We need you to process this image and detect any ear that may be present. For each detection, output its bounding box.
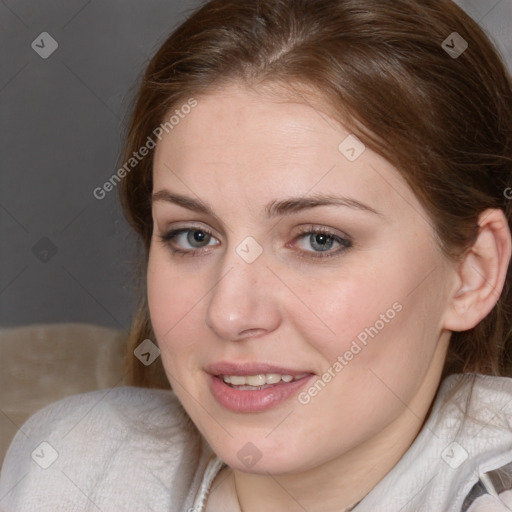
[443,209,511,332]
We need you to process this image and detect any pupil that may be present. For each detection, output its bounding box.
[311,233,334,251]
[194,231,206,242]
[188,230,210,248]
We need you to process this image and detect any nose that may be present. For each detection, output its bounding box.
[205,245,282,341]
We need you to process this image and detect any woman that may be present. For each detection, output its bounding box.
[1,0,512,510]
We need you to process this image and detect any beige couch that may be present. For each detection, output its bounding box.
[0,323,129,465]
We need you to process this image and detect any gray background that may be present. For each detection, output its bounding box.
[1,0,511,330]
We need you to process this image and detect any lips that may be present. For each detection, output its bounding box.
[206,361,314,413]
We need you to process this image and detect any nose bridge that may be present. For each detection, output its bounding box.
[205,237,280,340]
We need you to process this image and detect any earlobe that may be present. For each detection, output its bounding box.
[444,209,511,332]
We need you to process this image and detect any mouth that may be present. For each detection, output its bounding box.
[220,372,309,390]
[206,362,314,412]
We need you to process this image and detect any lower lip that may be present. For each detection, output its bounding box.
[209,374,314,413]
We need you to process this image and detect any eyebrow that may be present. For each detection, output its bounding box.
[151,190,381,218]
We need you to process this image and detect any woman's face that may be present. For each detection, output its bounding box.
[148,84,456,474]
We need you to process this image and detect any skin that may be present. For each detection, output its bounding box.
[147,83,511,512]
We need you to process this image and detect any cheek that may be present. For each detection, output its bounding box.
[147,250,206,362]
[285,263,396,364]
[293,252,442,379]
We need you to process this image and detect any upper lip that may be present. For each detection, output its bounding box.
[206,361,313,377]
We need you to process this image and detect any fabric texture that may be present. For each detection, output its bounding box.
[0,387,213,512]
[1,374,512,511]
[0,323,128,465]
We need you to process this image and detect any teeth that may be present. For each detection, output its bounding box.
[265,374,282,384]
[229,376,246,385]
[222,373,306,386]
[246,374,267,386]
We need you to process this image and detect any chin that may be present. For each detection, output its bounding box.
[212,438,318,476]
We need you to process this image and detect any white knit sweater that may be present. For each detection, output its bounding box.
[1,373,512,511]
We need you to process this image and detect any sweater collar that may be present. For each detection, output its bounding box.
[353,373,512,511]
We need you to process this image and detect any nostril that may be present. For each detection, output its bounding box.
[238,328,267,339]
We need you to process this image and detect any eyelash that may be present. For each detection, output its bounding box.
[158,225,352,260]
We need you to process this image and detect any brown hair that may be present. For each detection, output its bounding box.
[119,0,512,389]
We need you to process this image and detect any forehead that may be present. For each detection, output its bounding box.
[152,84,422,221]
[157,86,342,161]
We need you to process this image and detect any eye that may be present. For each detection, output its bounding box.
[159,227,219,255]
[158,225,351,259]
[293,226,352,258]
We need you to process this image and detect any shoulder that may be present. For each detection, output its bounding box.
[13,385,190,429]
[3,386,196,458]
[438,373,512,422]
[470,373,512,397]
[0,387,209,511]
[438,375,512,511]
[436,374,512,463]
[443,372,512,395]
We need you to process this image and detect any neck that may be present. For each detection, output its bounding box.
[233,374,442,512]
